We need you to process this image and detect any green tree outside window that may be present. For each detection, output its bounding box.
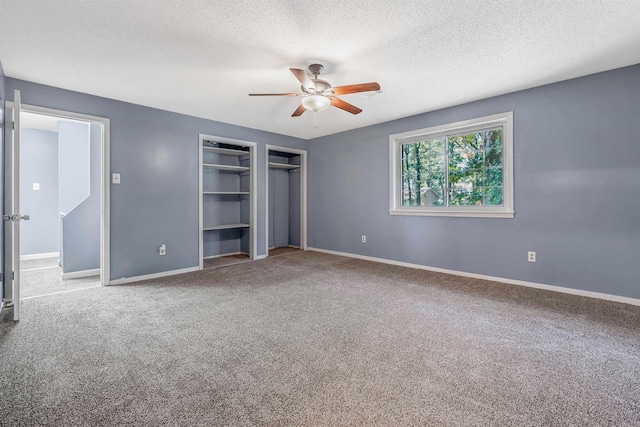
[401,128,503,207]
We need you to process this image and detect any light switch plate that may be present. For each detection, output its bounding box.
[112,173,121,184]
[33,183,40,190]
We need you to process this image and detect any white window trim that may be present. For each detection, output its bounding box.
[389,111,514,218]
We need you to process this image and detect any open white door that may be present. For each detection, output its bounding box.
[3,90,28,321]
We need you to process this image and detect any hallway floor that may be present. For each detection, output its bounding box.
[21,257,100,299]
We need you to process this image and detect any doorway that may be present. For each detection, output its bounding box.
[265,145,307,257]
[3,98,110,318]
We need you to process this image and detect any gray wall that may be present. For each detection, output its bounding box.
[61,123,101,273]
[5,78,307,280]
[20,128,59,255]
[58,120,90,214]
[8,65,638,299]
[308,64,640,299]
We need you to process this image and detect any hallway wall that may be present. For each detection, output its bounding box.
[20,128,59,256]
[61,123,101,273]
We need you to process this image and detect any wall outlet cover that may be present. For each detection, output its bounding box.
[33,183,40,190]
[112,173,121,184]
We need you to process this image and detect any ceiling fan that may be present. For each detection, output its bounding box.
[249,64,380,117]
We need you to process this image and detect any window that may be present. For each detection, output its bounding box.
[389,112,513,218]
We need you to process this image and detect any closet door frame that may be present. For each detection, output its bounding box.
[265,145,307,256]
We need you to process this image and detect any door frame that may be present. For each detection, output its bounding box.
[265,145,307,256]
[3,92,21,319]
[5,102,111,286]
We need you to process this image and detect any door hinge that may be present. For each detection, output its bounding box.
[3,214,29,222]
[12,271,14,280]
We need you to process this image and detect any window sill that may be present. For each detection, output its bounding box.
[389,209,515,218]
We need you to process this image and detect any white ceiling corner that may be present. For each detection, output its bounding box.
[0,0,638,140]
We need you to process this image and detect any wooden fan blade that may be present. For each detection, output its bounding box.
[290,68,316,91]
[249,93,299,96]
[330,97,362,115]
[292,104,306,117]
[331,82,380,96]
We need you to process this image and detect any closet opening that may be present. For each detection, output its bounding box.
[266,145,307,258]
[198,135,257,270]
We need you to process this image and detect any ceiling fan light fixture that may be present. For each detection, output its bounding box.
[302,94,331,112]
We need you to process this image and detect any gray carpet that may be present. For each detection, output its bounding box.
[21,258,100,299]
[1,251,639,426]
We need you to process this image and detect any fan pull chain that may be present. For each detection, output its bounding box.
[314,112,318,129]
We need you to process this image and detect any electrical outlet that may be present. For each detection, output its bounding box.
[159,244,166,256]
[112,173,121,184]
[33,183,40,191]
[528,251,536,262]
[361,235,366,243]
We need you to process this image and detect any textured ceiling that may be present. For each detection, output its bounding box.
[0,0,639,140]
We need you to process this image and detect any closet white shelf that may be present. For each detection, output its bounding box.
[203,163,250,172]
[268,162,300,170]
[203,191,250,195]
[202,146,250,156]
[203,223,250,231]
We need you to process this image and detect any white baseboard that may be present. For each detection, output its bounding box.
[308,247,640,307]
[109,266,199,286]
[21,252,59,261]
[254,254,267,260]
[61,268,100,280]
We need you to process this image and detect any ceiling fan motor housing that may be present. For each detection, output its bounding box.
[298,64,331,94]
[308,63,325,76]
[301,78,331,94]
[312,79,331,93]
